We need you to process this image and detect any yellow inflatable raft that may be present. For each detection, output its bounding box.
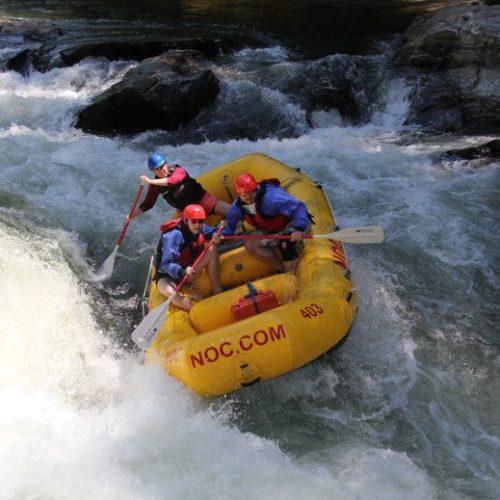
[143,153,357,396]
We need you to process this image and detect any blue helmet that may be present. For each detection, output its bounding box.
[147,153,167,171]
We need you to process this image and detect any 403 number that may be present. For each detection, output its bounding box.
[300,303,324,319]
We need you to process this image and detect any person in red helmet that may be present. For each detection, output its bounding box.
[234,173,257,193]
[129,153,230,221]
[155,204,223,311]
[222,173,312,274]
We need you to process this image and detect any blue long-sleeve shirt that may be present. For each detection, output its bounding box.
[159,224,216,280]
[222,183,310,236]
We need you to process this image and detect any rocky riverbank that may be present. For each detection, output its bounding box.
[1,4,499,140]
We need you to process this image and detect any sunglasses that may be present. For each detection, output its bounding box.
[188,219,204,224]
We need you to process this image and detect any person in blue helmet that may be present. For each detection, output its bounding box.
[222,173,312,274]
[156,204,223,311]
[129,153,230,220]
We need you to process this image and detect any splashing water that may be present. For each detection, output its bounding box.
[0,31,498,500]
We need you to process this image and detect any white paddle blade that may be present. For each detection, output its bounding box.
[315,225,385,244]
[94,245,119,281]
[131,297,172,350]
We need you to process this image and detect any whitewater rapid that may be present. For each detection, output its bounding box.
[0,48,498,499]
[0,222,436,499]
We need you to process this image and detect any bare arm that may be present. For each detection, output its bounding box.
[140,175,169,187]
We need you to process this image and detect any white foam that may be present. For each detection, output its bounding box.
[371,77,412,130]
[0,221,436,499]
[0,60,135,131]
[0,44,497,499]
[235,45,291,63]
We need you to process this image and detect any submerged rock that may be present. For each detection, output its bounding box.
[439,139,500,166]
[75,52,220,136]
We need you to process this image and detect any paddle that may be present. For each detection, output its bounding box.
[95,185,144,280]
[222,174,234,200]
[131,225,224,350]
[222,225,384,244]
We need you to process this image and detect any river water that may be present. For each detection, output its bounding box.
[0,2,499,499]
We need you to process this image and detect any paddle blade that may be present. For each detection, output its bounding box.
[315,225,385,244]
[94,245,119,281]
[131,297,172,350]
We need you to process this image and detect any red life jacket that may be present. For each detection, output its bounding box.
[158,218,206,267]
[237,179,291,232]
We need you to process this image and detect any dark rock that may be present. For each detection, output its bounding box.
[394,4,500,133]
[2,14,270,75]
[1,17,62,74]
[253,54,383,124]
[5,35,269,74]
[6,49,34,76]
[394,5,500,70]
[59,38,226,66]
[440,139,500,162]
[5,44,69,74]
[309,84,359,120]
[302,57,365,121]
[405,71,463,132]
[4,38,227,75]
[75,52,220,136]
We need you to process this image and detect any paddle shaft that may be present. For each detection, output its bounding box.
[221,225,384,244]
[222,174,233,200]
[116,184,144,246]
[174,223,224,291]
[176,239,213,291]
[95,184,145,280]
[133,224,224,349]
[224,234,311,241]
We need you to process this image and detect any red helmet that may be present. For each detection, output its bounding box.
[182,204,206,220]
[234,173,257,194]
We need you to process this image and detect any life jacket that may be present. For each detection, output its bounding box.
[159,165,205,210]
[236,179,291,233]
[156,218,206,271]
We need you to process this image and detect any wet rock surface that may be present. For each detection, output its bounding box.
[75,52,220,136]
[394,4,500,133]
[0,16,63,42]
[439,139,500,166]
[2,4,499,140]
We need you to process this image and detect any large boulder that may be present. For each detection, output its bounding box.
[394,4,500,133]
[75,51,220,136]
[253,54,383,124]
